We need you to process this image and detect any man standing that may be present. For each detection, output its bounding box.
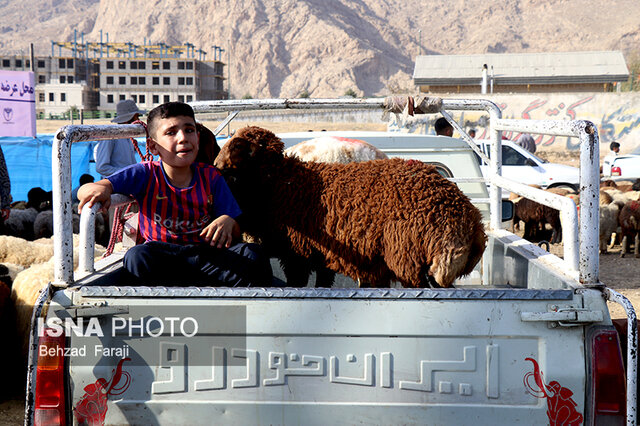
[434,117,453,136]
[95,100,146,178]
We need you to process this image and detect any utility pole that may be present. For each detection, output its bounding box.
[418,29,422,57]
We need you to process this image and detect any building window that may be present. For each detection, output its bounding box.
[130,61,138,70]
[163,95,170,103]
[119,76,126,84]
[139,94,145,103]
[163,77,170,85]
[139,77,146,85]
[106,76,114,84]
[163,61,170,70]
[106,61,114,69]
[186,61,193,70]
[130,76,138,85]
[138,61,146,70]
[131,95,137,102]
[178,95,184,102]
[61,93,66,102]
[2,59,9,67]
[152,61,160,70]
[15,59,22,68]
[67,75,73,84]
[152,94,159,103]
[107,94,114,103]
[60,75,66,83]
[178,77,185,85]
[49,93,54,102]
[186,77,193,85]
[38,75,46,83]
[67,59,73,68]
[119,94,126,101]
[118,61,126,69]
[178,61,185,70]
[186,95,193,102]
[152,77,159,85]
[38,93,45,102]
[59,58,66,68]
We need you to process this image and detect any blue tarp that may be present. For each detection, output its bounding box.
[0,135,148,202]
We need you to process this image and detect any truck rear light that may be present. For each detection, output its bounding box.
[590,329,626,425]
[34,328,66,426]
[611,166,621,176]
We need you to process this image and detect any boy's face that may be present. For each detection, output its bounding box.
[148,115,199,168]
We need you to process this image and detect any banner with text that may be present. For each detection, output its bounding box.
[0,70,36,137]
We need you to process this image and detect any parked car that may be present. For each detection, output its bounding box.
[475,140,580,197]
[602,145,640,181]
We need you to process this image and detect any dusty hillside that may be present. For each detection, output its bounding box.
[0,0,639,97]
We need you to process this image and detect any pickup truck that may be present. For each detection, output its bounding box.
[26,97,638,425]
[602,145,640,181]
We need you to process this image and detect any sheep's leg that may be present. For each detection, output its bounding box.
[635,233,640,258]
[315,267,335,288]
[279,253,312,287]
[621,235,628,258]
[600,236,607,254]
[609,232,617,249]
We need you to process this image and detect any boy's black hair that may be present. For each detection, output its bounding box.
[610,141,620,151]
[434,117,453,134]
[147,102,196,138]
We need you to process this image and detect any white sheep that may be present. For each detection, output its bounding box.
[284,136,388,163]
[12,236,106,358]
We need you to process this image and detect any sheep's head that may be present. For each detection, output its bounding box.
[214,126,285,172]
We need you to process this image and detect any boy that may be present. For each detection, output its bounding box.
[78,102,272,286]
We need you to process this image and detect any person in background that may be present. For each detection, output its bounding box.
[602,141,621,174]
[516,134,537,154]
[72,174,95,204]
[94,99,146,178]
[468,129,476,139]
[0,145,10,220]
[434,117,453,136]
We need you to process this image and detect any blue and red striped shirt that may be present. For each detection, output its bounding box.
[108,161,241,244]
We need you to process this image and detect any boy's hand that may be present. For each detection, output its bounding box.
[200,215,240,248]
[77,180,113,214]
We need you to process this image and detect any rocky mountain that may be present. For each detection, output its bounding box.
[1,0,638,97]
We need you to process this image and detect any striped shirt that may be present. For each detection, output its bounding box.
[108,161,241,244]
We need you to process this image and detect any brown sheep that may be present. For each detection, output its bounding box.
[214,126,486,288]
[512,197,562,244]
[619,201,640,258]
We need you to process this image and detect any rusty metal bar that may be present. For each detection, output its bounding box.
[493,118,599,285]
[53,124,146,285]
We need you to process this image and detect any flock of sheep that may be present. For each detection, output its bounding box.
[510,178,640,256]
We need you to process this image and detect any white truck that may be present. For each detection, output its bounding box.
[25,98,637,425]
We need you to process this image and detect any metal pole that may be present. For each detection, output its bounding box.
[29,43,35,72]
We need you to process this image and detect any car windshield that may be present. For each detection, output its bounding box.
[476,143,548,165]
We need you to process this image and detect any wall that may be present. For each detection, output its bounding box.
[388,92,640,154]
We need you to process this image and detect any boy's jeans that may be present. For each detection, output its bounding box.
[123,241,273,287]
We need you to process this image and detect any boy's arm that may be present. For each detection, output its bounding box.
[200,214,241,249]
[77,179,113,213]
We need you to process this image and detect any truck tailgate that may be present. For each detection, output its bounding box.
[61,287,596,425]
